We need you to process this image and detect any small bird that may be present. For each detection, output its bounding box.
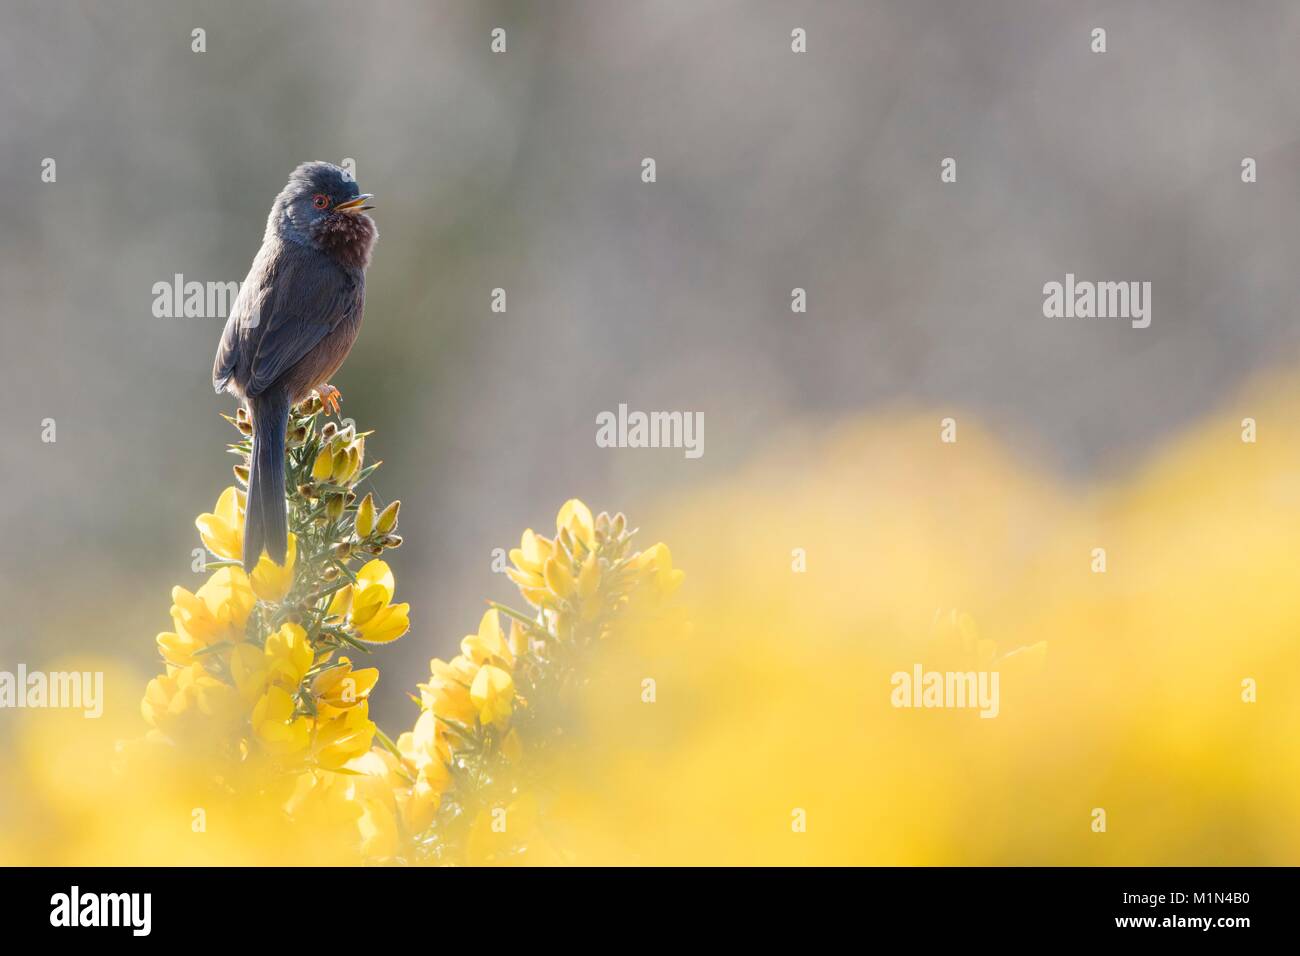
[213,162,377,570]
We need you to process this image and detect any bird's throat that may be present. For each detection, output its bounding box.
[310,213,377,271]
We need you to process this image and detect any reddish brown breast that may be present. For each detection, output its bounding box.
[310,212,377,271]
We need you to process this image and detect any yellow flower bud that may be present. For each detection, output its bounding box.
[325,494,346,521]
[508,619,529,658]
[376,500,400,534]
[356,493,376,537]
[544,556,575,599]
[577,552,601,600]
[312,448,334,481]
[331,449,350,482]
[556,500,595,544]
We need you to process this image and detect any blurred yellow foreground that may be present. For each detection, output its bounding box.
[4,369,1299,865]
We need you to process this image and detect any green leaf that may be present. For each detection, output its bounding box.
[487,602,551,640]
[329,630,373,654]
[435,714,480,744]
[373,727,418,782]
[192,641,233,657]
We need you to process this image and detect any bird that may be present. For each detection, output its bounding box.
[213,161,377,571]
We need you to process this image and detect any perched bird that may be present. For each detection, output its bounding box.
[213,161,377,570]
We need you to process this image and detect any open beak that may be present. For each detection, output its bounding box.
[335,193,374,213]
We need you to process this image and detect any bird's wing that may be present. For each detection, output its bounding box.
[213,243,276,392]
[237,241,358,398]
[212,318,240,393]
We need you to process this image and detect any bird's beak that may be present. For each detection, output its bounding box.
[335,193,374,213]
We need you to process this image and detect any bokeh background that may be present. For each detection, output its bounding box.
[2,0,1299,864]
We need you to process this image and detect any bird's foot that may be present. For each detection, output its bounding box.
[314,384,343,416]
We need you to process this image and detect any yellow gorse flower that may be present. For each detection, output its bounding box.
[326,559,410,644]
[469,664,515,728]
[311,657,379,716]
[251,533,297,602]
[506,529,554,606]
[195,486,244,560]
[312,702,376,769]
[251,685,311,756]
[142,662,242,738]
[460,609,513,669]
[417,654,480,728]
[156,566,256,666]
[195,486,298,602]
[229,622,314,702]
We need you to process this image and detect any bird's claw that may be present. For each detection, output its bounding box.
[315,384,343,416]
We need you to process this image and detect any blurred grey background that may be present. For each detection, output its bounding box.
[1,0,1296,728]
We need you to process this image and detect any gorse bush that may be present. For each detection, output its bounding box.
[136,399,683,862]
[141,397,406,785]
[378,500,684,863]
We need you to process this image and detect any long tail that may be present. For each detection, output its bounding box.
[244,389,290,570]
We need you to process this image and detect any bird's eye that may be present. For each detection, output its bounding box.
[312,194,330,210]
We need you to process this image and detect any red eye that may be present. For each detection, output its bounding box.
[312,194,330,209]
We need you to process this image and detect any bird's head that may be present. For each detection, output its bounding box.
[270,161,377,266]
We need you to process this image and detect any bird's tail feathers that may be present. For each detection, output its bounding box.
[243,391,291,571]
